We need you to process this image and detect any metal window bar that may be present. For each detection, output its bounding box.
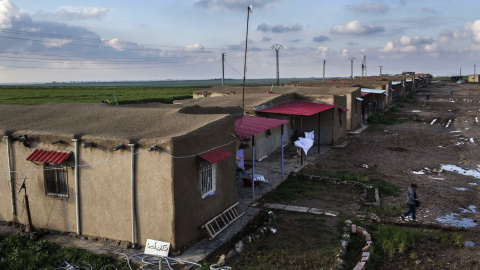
[200,162,215,197]
[44,163,68,197]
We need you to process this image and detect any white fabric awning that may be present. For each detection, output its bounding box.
[392,81,402,85]
[356,97,364,101]
[390,88,395,92]
[406,79,413,82]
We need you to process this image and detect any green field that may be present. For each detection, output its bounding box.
[0,85,201,105]
[0,77,323,105]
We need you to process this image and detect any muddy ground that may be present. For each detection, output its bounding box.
[301,81,480,268]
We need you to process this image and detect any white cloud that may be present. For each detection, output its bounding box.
[104,38,125,51]
[55,7,109,20]
[469,20,480,42]
[346,2,389,14]
[424,43,438,53]
[43,38,72,48]
[399,35,434,46]
[382,41,395,52]
[315,46,328,57]
[438,29,468,43]
[331,20,384,35]
[381,35,434,53]
[0,0,30,29]
[185,43,205,52]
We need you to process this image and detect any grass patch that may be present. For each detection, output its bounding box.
[0,85,199,105]
[365,225,464,269]
[368,112,404,126]
[0,235,134,270]
[302,169,401,197]
[225,211,340,269]
[363,203,403,218]
[262,177,327,202]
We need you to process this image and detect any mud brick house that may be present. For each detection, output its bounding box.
[190,86,348,159]
[0,103,237,250]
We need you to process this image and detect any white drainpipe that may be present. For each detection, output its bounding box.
[72,139,81,235]
[127,143,136,247]
[4,136,17,218]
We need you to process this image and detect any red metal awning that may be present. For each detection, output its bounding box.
[257,101,337,116]
[198,148,231,164]
[27,149,72,165]
[235,115,289,140]
[339,107,349,112]
[361,92,371,96]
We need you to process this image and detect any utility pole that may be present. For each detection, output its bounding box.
[222,53,225,86]
[379,66,383,75]
[361,55,367,76]
[272,44,283,86]
[460,68,462,77]
[323,59,326,81]
[474,64,476,76]
[349,57,355,78]
[242,5,252,114]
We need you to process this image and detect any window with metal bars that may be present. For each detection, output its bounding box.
[200,161,216,198]
[44,163,68,197]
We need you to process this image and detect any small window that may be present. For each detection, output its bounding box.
[200,161,216,198]
[44,163,68,197]
[265,129,271,137]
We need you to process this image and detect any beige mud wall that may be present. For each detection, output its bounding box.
[134,142,175,247]
[171,116,236,249]
[0,137,23,223]
[0,136,78,233]
[0,134,176,247]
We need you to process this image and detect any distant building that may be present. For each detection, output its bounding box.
[468,74,479,83]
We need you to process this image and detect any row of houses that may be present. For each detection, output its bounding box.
[0,73,431,252]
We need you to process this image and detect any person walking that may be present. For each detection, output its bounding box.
[401,183,419,222]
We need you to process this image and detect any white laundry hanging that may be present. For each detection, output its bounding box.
[294,130,314,155]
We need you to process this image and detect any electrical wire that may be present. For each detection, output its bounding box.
[224,61,243,77]
[0,138,237,174]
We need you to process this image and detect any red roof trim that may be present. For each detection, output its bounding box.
[361,92,370,96]
[235,115,289,140]
[339,107,349,112]
[27,149,72,165]
[198,148,231,164]
[257,101,337,116]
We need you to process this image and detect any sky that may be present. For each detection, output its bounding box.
[0,0,479,83]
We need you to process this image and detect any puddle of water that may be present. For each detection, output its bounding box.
[411,110,422,113]
[465,241,475,248]
[430,119,437,125]
[438,145,444,148]
[412,170,425,175]
[449,131,461,133]
[469,182,478,186]
[459,205,477,214]
[454,187,468,191]
[476,117,479,123]
[441,164,480,179]
[455,142,464,146]
[471,138,475,143]
[436,213,478,227]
